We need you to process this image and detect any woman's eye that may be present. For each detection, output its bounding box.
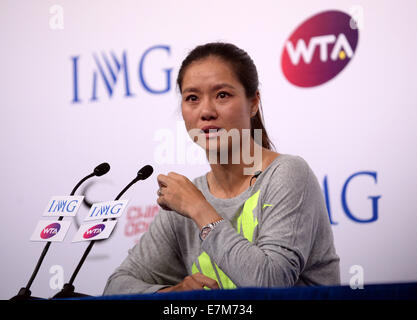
[217,92,230,99]
[185,95,198,102]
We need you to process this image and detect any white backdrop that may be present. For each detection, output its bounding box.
[1,0,416,299]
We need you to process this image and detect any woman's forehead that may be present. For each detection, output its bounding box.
[181,57,241,91]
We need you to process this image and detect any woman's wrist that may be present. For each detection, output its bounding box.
[188,201,223,229]
[157,286,174,293]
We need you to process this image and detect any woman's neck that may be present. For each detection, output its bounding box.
[206,147,279,198]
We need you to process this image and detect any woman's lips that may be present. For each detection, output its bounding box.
[205,129,223,138]
[200,127,225,139]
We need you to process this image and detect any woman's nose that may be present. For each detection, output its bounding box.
[200,98,218,120]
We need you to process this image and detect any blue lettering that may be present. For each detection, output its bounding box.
[91,51,134,102]
[110,203,123,215]
[323,176,338,225]
[66,200,78,212]
[54,200,68,212]
[89,206,98,217]
[139,45,172,94]
[341,171,381,223]
[48,200,56,213]
[90,205,111,217]
[71,56,81,103]
[100,205,111,216]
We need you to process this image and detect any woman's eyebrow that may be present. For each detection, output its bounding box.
[182,83,236,94]
[182,87,201,94]
[211,83,236,91]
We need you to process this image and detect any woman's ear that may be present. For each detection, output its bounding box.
[250,91,260,117]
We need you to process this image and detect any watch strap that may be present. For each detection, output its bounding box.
[199,219,224,241]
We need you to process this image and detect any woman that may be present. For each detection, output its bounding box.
[103,43,340,294]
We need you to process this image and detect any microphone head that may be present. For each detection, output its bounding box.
[253,170,262,177]
[137,165,153,180]
[94,162,111,176]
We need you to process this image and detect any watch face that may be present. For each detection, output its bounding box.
[200,220,223,241]
[200,226,212,240]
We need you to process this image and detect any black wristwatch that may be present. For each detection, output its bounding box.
[199,219,224,241]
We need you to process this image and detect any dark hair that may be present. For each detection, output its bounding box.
[177,42,275,151]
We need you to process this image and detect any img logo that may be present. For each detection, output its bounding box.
[83,224,105,239]
[40,223,61,239]
[71,45,172,104]
[281,10,359,87]
[43,196,84,217]
[84,200,129,222]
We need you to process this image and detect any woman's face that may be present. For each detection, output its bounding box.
[181,56,259,154]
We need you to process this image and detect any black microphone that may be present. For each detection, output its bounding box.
[52,165,154,299]
[94,163,111,177]
[114,165,154,200]
[249,170,262,187]
[70,163,111,196]
[136,165,154,180]
[10,163,111,301]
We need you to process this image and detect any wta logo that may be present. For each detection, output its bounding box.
[40,223,61,239]
[83,224,105,239]
[281,10,359,87]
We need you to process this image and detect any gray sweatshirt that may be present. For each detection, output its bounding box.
[103,154,340,295]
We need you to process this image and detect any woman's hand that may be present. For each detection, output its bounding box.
[156,172,205,217]
[156,171,223,228]
[157,273,220,292]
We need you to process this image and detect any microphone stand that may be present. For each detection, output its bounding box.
[52,168,152,299]
[10,164,110,301]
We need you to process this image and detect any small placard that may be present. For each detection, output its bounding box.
[30,220,72,242]
[43,196,84,217]
[72,220,117,242]
[83,200,129,222]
